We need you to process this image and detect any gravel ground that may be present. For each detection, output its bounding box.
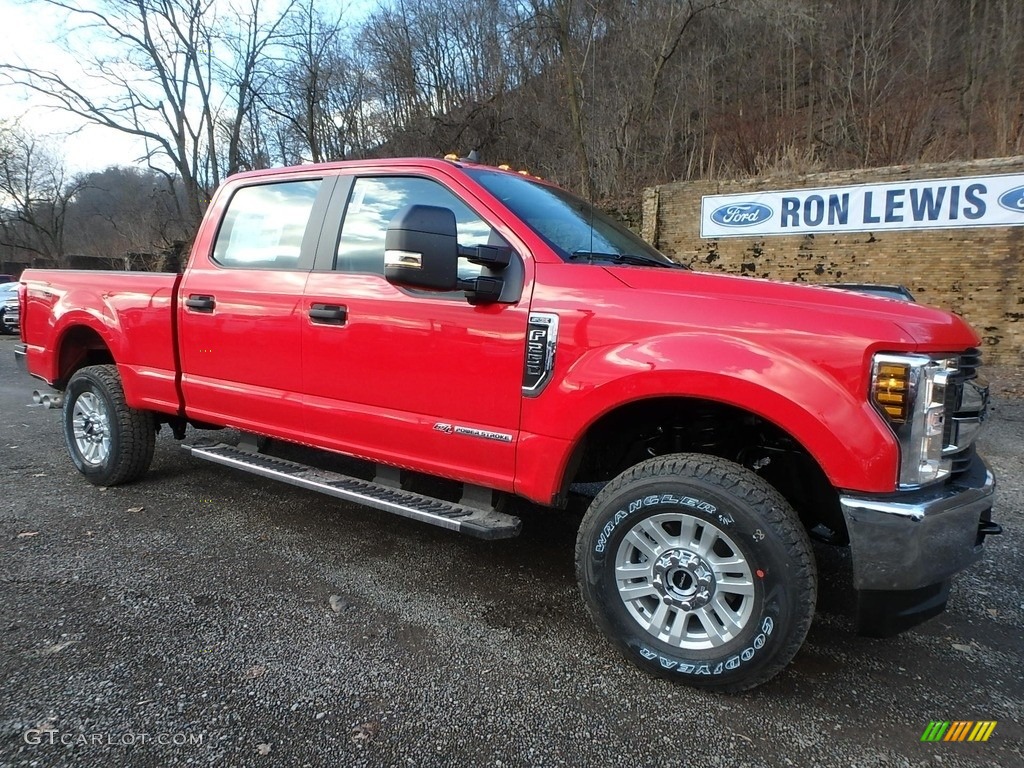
[0,333,1021,768]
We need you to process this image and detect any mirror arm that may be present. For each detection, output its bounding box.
[458,276,505,305]
[459,244,512,269]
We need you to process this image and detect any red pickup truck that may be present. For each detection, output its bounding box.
[14,157,1000,691]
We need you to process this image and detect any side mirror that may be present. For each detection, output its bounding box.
[384,205,459,291]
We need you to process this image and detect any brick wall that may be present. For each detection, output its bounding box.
[642,156,1024,372]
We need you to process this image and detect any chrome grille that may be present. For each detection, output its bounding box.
[943,347,987,479]
[958,348,981,378]
[950,444,976,476]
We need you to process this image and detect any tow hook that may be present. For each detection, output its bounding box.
[978,520,1003,542]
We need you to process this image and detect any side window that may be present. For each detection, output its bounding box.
[212,180,321,269]
[336,176,497,277]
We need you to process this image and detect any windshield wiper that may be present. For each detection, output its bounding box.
[569,251,687,269]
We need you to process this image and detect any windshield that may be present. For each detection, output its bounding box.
[465,169,682,268]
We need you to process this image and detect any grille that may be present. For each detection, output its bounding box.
[944,347,985,480]
[958,347,981,379]
[950,444,976,477]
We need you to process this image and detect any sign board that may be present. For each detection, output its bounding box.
[700,172,1024,238]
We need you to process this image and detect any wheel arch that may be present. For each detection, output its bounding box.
[523,332,902,502]
[557,393,851,545]
[53,323,116,390]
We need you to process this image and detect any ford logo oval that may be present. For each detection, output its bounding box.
[710,202,773,227]
[997,186,1024,213]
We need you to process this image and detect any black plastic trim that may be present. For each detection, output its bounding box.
[856,580,950,637]
[312,175,353,272]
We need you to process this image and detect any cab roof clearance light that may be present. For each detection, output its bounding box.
[444,154,543,181]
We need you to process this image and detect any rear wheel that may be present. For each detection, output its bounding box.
[62,365,155,486]
[575,453,816,692]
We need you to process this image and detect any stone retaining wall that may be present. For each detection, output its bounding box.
[642,156,1024,370]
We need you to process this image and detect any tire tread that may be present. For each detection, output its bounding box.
[575,453,816,693]
[64,365,155,486]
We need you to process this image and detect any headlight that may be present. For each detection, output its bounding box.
[871,353,956,488]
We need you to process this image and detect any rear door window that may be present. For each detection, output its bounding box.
[213,180,322,269]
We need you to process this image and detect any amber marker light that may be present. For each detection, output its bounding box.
[874,362,910,422]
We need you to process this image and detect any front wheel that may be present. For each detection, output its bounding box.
[575,454,816,692]
[62,365,155,486]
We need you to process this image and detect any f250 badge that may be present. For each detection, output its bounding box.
[523,313,559,396]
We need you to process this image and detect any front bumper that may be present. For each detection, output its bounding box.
[840,454,997,592]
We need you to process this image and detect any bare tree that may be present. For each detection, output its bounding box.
[259,0,369,164]
[0,0,222,228]
[0,124,85,268]
[0,0,295,228]
[2,0,1021,232]
[357,0,519,160]
[515,0,599,198]
[218,0,296,174]
[67,166,190,268]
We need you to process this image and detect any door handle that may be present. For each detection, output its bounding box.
[308,303,347,324]
[185,295,216,312]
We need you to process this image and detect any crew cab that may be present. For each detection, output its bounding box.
[14,157,1000,691]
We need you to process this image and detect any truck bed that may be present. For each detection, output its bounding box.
[19,269,183,415]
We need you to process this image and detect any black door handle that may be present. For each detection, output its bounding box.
[185,295,216,312]
[308,303,347,324]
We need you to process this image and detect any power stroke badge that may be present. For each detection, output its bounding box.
[433,423,513,443]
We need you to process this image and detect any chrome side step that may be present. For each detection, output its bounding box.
[184,442,521,540]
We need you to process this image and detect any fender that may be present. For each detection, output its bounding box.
[516,332,898,502]
[23,274,181,414]
[35,296,121,385]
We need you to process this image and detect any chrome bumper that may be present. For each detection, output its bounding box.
[840,455,996,591]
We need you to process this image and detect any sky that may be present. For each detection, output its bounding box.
[0,0,373,176]
[0,0,150,173]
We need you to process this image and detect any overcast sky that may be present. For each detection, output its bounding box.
[0,0,152,173]
[0,0,372,176]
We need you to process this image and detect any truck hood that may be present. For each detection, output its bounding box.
[609,267,980,351]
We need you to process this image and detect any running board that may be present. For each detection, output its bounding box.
[184,443,521,540]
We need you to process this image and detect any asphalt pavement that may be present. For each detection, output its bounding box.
[0,333,1021,767]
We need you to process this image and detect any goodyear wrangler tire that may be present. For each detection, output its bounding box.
[63,365,156,487]
[576,453,816,692]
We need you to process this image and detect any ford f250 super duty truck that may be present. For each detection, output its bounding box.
[14,157,1001,691]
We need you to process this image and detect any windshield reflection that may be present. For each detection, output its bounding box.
[466,169,680,267]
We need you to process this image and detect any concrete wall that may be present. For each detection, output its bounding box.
[642,156,1024,371]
